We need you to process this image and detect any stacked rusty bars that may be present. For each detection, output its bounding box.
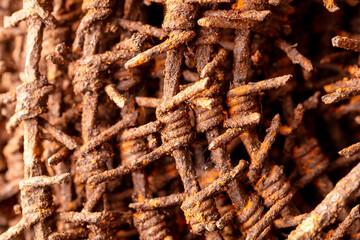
[113,6,173,237]
[120,97,173,240]
[41,0,76,216]
[51,1,149,238]
[159,4,225,235]
[70,2,113,238]
[198,1,301,239]
[1,0,360,239]
[0,0,24,206]
[0,1,70,239]
[274,20,359,228]
[287,33,360,240]
[91,0,225,238]
[228,10,298,233]
[283,91,360,235]
[88,1,251,239]
[192,6,269,239]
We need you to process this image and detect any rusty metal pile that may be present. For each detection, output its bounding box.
[1,0,360,239]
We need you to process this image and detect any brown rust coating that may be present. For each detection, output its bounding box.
[192,24,267,238]
[246,192,294,240]
[2,0,360,239]
[4,0,57,28]
[227,75,291,97]
[328,154,360,172]
[120,97,173,240]
[60,211,132,226]
[162,0,198,33]
[72,0,114,52]
[227,2,298,225]
[0,127,23,201]
[0,3,65,238]
[69,2,117,238]
[114,18,167,39]
[181,160,248,209]
[329,205,360,240]
[78,111,137,154]
[241,126,298,225]
[135,96,162,108]
[72,10,149,220]
[39,118,79,150]
[129,193,186,211]
[247,114,281,183]
[288,162,360,239]
[162,107,220,235]
[322,87,360,104]
[125,30,196,69]
[120,120,162,140]
[152,6,223,235]
[332,36,360,52]
[196,1,298,236]
[283,90,358,231]
[72,39,144,95]
[323,0,340,12]
[202,10,271,22]
[293,138,330,189]
[49,230,88,240]
[275,39,313,72]
[339,142,360,158]
[324,78,360,93]
[86,72,214,185]
[104,84,127,108]
[273,213,310,229]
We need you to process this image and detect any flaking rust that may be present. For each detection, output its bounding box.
[1,0,360,239]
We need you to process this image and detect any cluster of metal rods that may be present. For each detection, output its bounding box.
[1,0,360,239]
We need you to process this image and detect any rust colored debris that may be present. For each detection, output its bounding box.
[1,0,360,240]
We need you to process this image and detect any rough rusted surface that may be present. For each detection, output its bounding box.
[1,0,360,239]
